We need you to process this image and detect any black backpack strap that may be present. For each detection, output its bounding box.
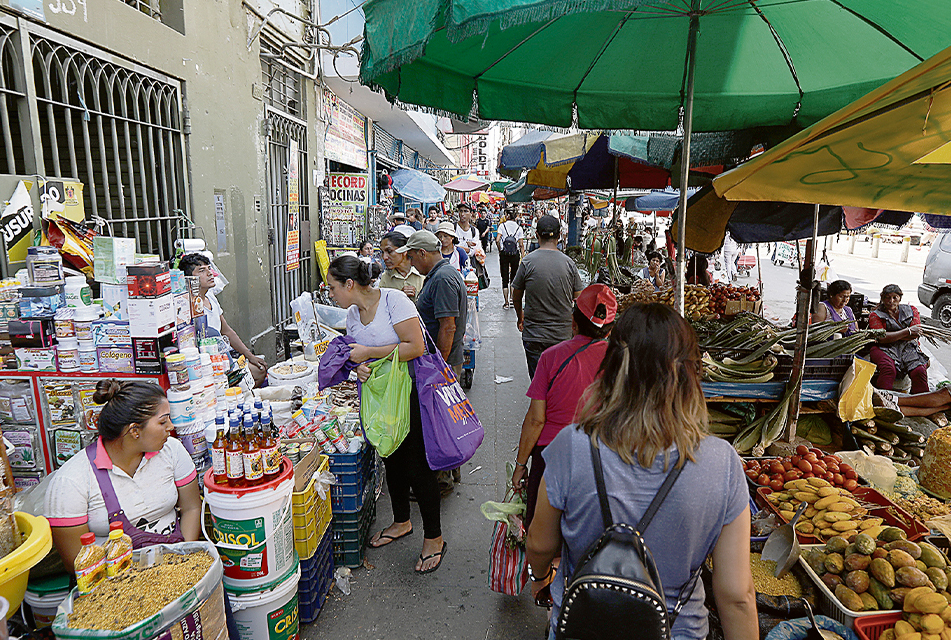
[547,339,603,393]
[589,439,613,528]
[636,453,686,533]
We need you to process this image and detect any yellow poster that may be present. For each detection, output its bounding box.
[314,240,330,283]
[1,181,36,265]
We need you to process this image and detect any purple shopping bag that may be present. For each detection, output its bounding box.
[414,326,484,471]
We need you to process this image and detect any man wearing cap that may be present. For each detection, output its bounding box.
[511,215,585,379]
[399,230,469,493]
[511,283,617,527]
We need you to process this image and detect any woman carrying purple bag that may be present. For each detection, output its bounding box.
[325,255,447,575]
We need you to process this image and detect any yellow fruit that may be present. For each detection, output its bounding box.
[824,512,850,523]
[907,587,938,612]
[918,594,950,615]
[815,495,841,510]
[860,518,885,530]
[795,492,820,504]
[829,502,854,512]
[817,486,838,497]
[921,615,945,634]
[898,621,918,636]
[807,477,831,488]
[832,520,859,532]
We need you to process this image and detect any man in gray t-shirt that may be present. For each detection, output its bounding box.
[512,215,584,379]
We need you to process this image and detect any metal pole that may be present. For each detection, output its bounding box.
[676,14,700,316]
[756,243,763,297]
[610,156,619,227]
[784,203,820,443]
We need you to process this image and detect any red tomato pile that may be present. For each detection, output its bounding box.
[742,445,859,492]
[708,284,762,315]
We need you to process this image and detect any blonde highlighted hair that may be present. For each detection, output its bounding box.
[576,303,708,469]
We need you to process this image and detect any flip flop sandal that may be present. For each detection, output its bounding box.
[369,527,413,548]
[416,542,447,575]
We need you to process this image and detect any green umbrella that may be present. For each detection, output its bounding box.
[360,0,951,310]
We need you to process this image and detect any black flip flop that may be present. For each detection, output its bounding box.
[369,527,413,548]
[416,542,447,574]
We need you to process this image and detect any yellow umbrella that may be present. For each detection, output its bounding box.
[713,44,951,214]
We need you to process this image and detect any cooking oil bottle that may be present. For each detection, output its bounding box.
[225,415,245,488]
[74,533,106,594]
[242,413,264,485]
[211,414,227,485]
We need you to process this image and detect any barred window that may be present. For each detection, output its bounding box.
[0,23,27,175]
[261,46,303,120]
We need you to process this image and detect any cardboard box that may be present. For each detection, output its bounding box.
[96,346,134,373]
[9,319,55,348]
[93,237,136,285]
[185,276,204,317]
[170,269,186,295]
[290,439,321,492]
[723,297,763,317]
[91,319,132,346]
[14,348,56,371]
[100,283,127,319]
[176,324,197,350]
[127,295,175,337]
[174,293,191,329]
[132,332,175,375]
[126,262,171,299]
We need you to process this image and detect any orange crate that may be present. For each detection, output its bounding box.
[854,612,902,640]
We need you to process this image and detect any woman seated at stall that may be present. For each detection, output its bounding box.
[640,251,668,291]
[686,254,711,287]
[869,284,930,395]
[812,279,858,336]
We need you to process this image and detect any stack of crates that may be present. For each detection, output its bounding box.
[329,443,378,568]
[293,454,335,623]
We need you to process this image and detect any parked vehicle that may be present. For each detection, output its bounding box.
[918,232,951,327]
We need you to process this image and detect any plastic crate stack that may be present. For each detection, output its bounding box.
[292,454,335,623]
[329,443,378,568]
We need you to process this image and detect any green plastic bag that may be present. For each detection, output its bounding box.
[360,346,411,457]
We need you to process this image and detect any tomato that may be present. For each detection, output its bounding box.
[822,456,839,466]
[839,463,853,473]
[824,472,835,482]
[791,455,802,465]
[802,472,815,479]
[797,460,813,473]
[782,460,793,472]
[810,448,824,457]
[804,453,819,464]
[832,473,844,485]
[844,469,858,480]
[813,461,827,473]
[757,474,770,486]
[783,470,801,481]
[769,462,785,475]
[769,479,784,491]
[795,444,809,456]
[843,479,859,492]
[827,463,840,474]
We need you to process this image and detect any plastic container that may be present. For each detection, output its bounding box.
[22,573,69,628]
[292,455,332,560]
[26,247,64,286]
[176,419,207,456]
[0,512,52,617]
[168,387,195,427]
[203,459,296,590]
[73,532,105,595]
[104,522,132,578]
[332,493,376,568]
[73,305,99,341]
[226,558,300,640]
[853,612,902,640]
[298,528,334,624]
[55,337,80,372]
[182,346,201,382]
[329,444,375,513]
[797,544,887,628]
[78,341,98,372]
[165,353,189,388]
[64,275,92,308]
[53,308,75,339]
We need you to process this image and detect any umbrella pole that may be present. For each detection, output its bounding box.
[675,14,700,316]
[611,156,619,227]
[783,203,820,443]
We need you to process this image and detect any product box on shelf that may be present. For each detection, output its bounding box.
[91,319,132,347]
[13,473,41,491]
[8,320,55,348]
[175,324,197,350]
[126,295,175,337]
[93,237,136,285]
[132,333,175,376]
[0,302,17,331]
[185,277,203,317]
[44,383,76,425]
[174,293,190,329]
[52,428,82,467]
[4,428,39,470]
[126,263,171,299]
[96,346,134,373]
[99,283,127,319]
[170,269,186,295]
[14,348,56,372]
[18,286,65,318]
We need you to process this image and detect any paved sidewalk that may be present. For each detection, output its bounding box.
[302,249,548,640]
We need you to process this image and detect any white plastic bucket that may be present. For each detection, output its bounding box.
[266,361,317,388]
[228,561,300,640]
[23,588,68,628]
[204,462,296,591]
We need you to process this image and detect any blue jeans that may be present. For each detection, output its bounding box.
[523,340,558,380]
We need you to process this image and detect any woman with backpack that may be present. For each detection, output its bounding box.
[526,303,757,640]
[496,209,525,308]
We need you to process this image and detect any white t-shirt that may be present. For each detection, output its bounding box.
[497,220,524,245]
[456,224,480,256]
[203,291,223,332]
[45,436,197,542]
[346,288,419,349]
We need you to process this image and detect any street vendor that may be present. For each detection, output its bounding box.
[640,251,669,291]
[179,253,268,387]
[45,380,200,566]
[812,279,858,336]
[869,284,930,395]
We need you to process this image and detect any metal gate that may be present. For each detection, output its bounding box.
[265,107,311,330]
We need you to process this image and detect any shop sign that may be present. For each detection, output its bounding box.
[286,140,300,272]
[1,181,35,265]
[321,86,367,170]
[324,172,367,247]
[39,180,84,223]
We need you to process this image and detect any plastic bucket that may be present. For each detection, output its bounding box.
[23,586,68,628]
[204,460,296,591]
[228,559,300,640]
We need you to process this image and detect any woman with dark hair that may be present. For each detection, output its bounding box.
[526,304,756,640]
[326,255,447,574]
[813,279,858,335]
[45,380,201,566]
[686,254,711,287]
[640,250,668,291]
[869,284,930,395]
[512,284,616,529]
[378,231,424,302]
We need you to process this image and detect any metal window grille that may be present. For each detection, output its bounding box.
[0,23,26,175]
[29,32,187,258]
[122,0,161,21]
[265,108,311,330]
[373,123,400,164]
[261,47,302,120]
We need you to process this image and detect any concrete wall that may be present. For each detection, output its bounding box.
[0,0,324,361]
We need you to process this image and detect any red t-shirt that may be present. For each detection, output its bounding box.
[527,336,608,447]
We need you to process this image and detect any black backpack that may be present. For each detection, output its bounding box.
[500,222,519,254]
[555,439,701,640]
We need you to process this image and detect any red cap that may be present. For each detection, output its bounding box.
[109,521,123,532]
[80,532,96,545]
[576,284,618,328]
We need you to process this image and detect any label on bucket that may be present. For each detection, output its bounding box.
[212,516,270,579]
[267,592,299,640]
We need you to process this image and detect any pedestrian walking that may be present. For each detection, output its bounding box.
[379,230,424,302]
[723,230,740,282]
[435,221,469,272]
[496,209,525,309]
[455,203,481,258]
[475,207,491,252]
[511,215,584,379]
[325,255,446,574]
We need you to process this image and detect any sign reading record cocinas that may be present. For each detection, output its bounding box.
[328,174,367,202]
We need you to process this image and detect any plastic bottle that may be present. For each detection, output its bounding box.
[104,522,132,578]
[225,415,244,488]
[211,415,227,485]
[260,414,281,478]
[242,414,263,484]
[74,532,106,594]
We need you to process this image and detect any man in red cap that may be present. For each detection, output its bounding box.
[510,283,618,528]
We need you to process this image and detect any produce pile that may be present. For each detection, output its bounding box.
[654,285,713,320]
[67,551,214,630]
[751,552,803,597]
[801,531,951,614]
[707,284,761,316]
[763,477,879,540]
[851,408,927,467]
[702,353,777,383]
[744,447,860,493]
[615,279,656,314]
